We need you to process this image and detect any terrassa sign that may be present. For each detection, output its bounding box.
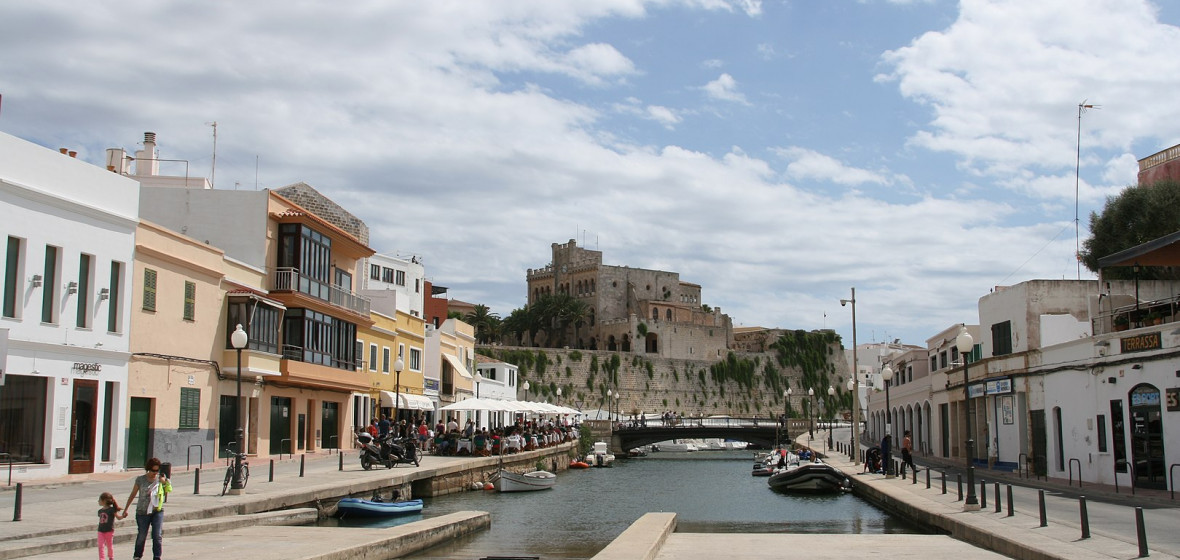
[1120,332,1161,353]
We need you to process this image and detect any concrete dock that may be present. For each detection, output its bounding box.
[1,439,1177,560]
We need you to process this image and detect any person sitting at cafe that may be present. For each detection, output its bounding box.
[473,429,489,456]
[434,430,450,455]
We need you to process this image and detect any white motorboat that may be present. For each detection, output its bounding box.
[656,440,698,452]
[492,469,557,492]
[586,441,616,467]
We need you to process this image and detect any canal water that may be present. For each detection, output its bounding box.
[319,450,926,559]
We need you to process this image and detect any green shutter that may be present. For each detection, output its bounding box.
[143,269,157,311]
[183,281,196,320]
[179,387,200,429]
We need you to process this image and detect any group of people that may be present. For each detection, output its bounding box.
[431,418,576,456]
[864,430,917,476]
[93,457,173,560]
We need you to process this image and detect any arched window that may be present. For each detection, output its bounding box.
[652,308,659,320]
[666,309,672,321]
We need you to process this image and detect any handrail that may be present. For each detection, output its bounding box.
[272,268,371,316]
[327,435,338,454]
[185,445,203,471]
[1068,457,1083,488]
[280,438,293,460]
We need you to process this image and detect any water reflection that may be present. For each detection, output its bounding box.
[322,450,925,559]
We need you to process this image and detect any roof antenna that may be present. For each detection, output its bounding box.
[206,121,218,188]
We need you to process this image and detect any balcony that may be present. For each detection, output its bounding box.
[272,267,371,317]
[1095,295,1180,334]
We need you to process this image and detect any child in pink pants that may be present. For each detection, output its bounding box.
[97,492,119,560]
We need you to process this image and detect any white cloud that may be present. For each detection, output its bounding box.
[561,43,638,85]
[702,73,750,104]
[775,147,893,187]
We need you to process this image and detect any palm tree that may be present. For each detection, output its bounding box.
[502,308,529,346]
[562,299,591,348]
[464,304,501,344]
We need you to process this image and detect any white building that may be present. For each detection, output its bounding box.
[0,132,138,480]
[362,252,425,320]
[474,354,521,428]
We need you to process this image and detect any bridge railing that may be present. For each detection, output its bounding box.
[615,416,780,429]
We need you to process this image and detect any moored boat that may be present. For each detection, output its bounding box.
[586,441,616,467]
[493,469,557,492]
[336,498,423,518]
[767,460,850,493]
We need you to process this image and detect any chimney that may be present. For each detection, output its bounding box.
[59,148,68,154]
[68,151,77,158]
[105,148,129,174]
[134,131,159,177]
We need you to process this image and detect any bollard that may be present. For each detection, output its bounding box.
[912,466,917,484]
[1079,496,1090,539]
[926,467,930,489]
[957,474,963,501]
[299,454,305,477]
[994,482,1001,513]
[194,468,200,495]
[269,459,275,482]
[1039,490,1047,527]
[339,451,344,471]
[1135,507,1148,557]
[1007,485,1014,517]
[13,482,22,521]
[941,471,946,494]
[980,479,987,509]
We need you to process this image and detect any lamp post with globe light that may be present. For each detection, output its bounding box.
[847,378,856,458]
[808,387,815,440]
[881,365,894,476]
[474,372,483,428]
[827,385,836,452]
[230,324,248,493]
[393,358,405,425]
[783,387,792,447]
[522,380,530,401]
[957,327,980,510]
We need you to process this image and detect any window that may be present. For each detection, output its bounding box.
[183,281,196,321]
[107,262,122,333]
[410,347,421,370]
[930,355,938,371]
[991,320,1013,356]
[281,308,357,370]
[179,387,200,429]
[666,309,672,320]
[382,347,390,373]
[369,344,378,372]
[0,374,47,462]
[652,308,658,320]
[382,267,394,283]
[142,268,157,311]
[482,366,497,381]
[370,264,381,280]
[395,270,406,286]
[225,299,281,354]
[939,351,947,369]
[4,236,21,318]
[354,340,363,370]
[76,254,92,328]
[277,224,333,302]
[42,245,59,323]
[415,279,420,293]
[1097,414,1108,453]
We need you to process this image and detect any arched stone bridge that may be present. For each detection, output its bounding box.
[611,417,811,452]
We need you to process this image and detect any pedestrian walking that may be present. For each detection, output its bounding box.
[120,457,172,560]
[901,430,917,476]
[96,492,119,560]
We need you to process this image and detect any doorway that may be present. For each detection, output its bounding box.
[1129,384,1165,490]
[69,380,98,474]
[127,397,151,469]
[270,396,292,455]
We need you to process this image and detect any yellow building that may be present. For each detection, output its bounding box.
[358,300,430,427]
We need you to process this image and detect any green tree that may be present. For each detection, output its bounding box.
[464,304,501,344]
[1081,179,1180,279]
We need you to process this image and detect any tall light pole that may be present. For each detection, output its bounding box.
[957,327,980,510]
[393,358,405,426]
[1075,101,1097,280]
[604,389,611,421]
[807,387,815,440]
[522,380,530,401]
[841,288,860,464]
[556,386,562,406]
[826,385,836,452]
[881,365,894,477]
[474,372,483,428]
[229,324,248,493]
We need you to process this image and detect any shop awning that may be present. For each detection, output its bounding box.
[442,353,473,378]
[378,391,434,411]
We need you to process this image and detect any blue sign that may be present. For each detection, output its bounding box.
[985,378,1013,395]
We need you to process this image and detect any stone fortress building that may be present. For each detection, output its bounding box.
[526,239,733,360]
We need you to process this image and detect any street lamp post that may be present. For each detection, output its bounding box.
[393,358,405,426]
[881,365,894,477]
[841,288,860,464]
[782,388,792,448]
[556,386,562,406]
[229,324,248,493]
[847,378,855,458]
[957,327,980,510]
[807,388,815,440]
[827,385,836,452]
[522,380,530,401]
[474,372,483,428]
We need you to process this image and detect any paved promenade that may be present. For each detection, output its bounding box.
[1,437,1177,560]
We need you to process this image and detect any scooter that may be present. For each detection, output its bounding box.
[357,431,420,469]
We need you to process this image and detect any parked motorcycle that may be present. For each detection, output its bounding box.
[356,431,420,470]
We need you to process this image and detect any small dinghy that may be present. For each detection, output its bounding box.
[767,460,850,493]
[336,497,424,518]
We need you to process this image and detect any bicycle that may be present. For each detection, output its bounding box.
[221,446,250,496]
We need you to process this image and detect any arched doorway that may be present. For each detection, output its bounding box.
[1129,384,1166,489]
[645,333,658,353]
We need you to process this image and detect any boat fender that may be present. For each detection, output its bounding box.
[484,482,495,491]
[471,481,485,490]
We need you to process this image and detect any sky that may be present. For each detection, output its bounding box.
[3,0,1180,349]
